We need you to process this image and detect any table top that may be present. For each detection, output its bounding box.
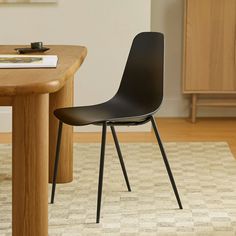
[0,45,87,96]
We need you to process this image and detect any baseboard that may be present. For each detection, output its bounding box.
[75,123,151,132]
[158,97,189,117]
[158,97,236,117]
[0,108,151,133]
[1,97,235,133]
[0,108,12,133]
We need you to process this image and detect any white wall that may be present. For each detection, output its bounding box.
[0,0,151,132]
[151,0,188,117]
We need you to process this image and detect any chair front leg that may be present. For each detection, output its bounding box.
[51,121,63,204]
[150,116,183,209]
[110,125,131,192]
[96,122,107,223]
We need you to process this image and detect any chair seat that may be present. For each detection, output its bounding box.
[54,96,152,126]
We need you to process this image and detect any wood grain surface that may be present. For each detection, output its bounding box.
[49,78,74,183]
[0,45,87,95]
[183,0,236,92]
[12,94,49,236]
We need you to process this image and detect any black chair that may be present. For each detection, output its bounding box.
[50,32,183,223]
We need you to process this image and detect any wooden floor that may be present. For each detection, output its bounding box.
[1,118,236,157]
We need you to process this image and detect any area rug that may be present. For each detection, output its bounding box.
[1,142,236,236]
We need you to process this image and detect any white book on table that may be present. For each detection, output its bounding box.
[0,55,58,68]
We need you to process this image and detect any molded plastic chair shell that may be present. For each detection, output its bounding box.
[54,32,164,126]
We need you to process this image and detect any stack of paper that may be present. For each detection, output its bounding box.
[0,55,58,68]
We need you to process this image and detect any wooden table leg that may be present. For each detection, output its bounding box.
[191,94,197,123]
[12,94,49,236]
[49,78,74,183]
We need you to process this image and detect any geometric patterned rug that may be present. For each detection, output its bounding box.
[1,142,236,236]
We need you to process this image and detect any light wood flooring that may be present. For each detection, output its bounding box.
[0,118,236,157]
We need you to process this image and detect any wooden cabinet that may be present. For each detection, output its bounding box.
[183,0,236,122]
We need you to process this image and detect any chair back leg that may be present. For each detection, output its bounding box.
[51,121,63,204]
[96,122,107,223]
[150,116,183,209]
[110,126,131,192]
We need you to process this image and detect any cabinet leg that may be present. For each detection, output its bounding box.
[191,94,197,123]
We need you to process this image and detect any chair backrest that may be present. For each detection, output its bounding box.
[116,32,164,115]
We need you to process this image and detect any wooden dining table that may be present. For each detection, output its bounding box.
[0,45,87,236]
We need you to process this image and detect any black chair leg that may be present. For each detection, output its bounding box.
[150,116,183,209]
[50,121,63,204]
[96,122,107,223]
[110,126,131,192]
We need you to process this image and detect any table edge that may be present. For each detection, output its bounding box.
[0,46,87,96]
